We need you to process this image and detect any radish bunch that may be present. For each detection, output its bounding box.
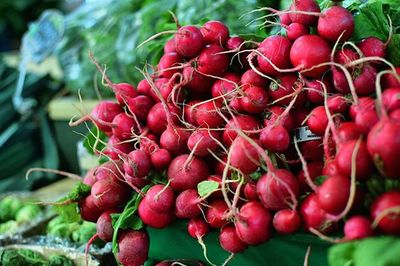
[72,1,400,264]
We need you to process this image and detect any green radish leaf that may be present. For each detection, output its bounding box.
[83,126,108,155]
[388,34,400,66]
[328,241,357,266]
[249,171,262,181]
[314,175,328,186]
[197,180,219,198]
[353,1,389,41]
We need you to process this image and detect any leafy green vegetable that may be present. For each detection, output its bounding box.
[314,175,328,186]
[71,221,97,244]
[388,34,400,66]
[15,204,41,223]
[48,254,75,266]
[83,126,107,156]
[353,1,389,41]
[0,220,18,234]
[197,180,219,198]
[0,195,23,221]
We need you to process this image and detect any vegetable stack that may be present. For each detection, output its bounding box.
[67,0,400,265]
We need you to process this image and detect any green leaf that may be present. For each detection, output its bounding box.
[197,180,219,198]
[249,171,262,181]
[83,126,108,155]
[388,34,400,66]
[353,2,389,41]
[68,182,91,201]
[314,175,328,186]
[328,241,356,266]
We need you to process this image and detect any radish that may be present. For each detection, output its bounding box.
[123,149,151,179]
[289,0,321,26]
[96,210,116,242]
[205,200,229,228]
[290,35,331,78]
[187,129,220,157]
[307,106,328,136]
[260,125,290,153]
[332,68,350,95]
[175,25,204,57]
[273,209,301,234]
[113,83,138,105]
[300,140,324,162]
[111,113,138,140]
[175,189,202,218]
[327,95,349,114]
[230,137,260,174]
[183,100,201,126]
[264,106,295,131]
[317,6,354,42]
[93,160,124,184]
[334,48,359,68]
[182,67,214,95]
[370,191,400,235]
[317,175,350,215]
[219,225,247,253]
[257,35,292,76]
[336,140,373,180]
[117,230,149,266]
[226,36,244,50]
[207,175,223,199]
[127,95,154,122]
[197,44,229,76]
[195,101,225,128]
[297,161,323,192]
[337,122,361,143]
[145,184,175,213]
[354,108,379,134]
[244,181,258,201]
[150,149,172,171]
[222,115,260,147]
[382,67,400,88]
[358,37,386,58]
[286,23,309,41]
[147,102,181,136]
[200,20,229,45]
[91,179,130,210]
[390,109,400,121]
[280,13,291,26]
[188,218,209,239]
[300,193,334,233]
[240,68,268,88]
[344,215,374,240]
[83,168,97,187]
[137,79,155,98]
[367,119,400,179]
[382,87,400,112]
[235,201,272,245]
[240,84,270,114]
[164,37,176,53]
[167,154,209,191]
[138,199,174,228]
[349,97,375,120]
[257,169,300,210]
[79,195,104,222]
[159,126,191,156]
[268,74,305,107]
[157,52,183,78]
[211,73,240,100]
[353,65,377,95]
[322,160,340,176]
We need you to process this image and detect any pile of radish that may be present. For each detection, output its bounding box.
[70,0,400,265]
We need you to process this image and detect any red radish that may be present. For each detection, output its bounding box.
[214,155,231,176]
[290,35,331,78]
[211,73,240,100]
[280,13,291,26]
[147,103,181,136]
[230,137,260,174]
[188,218,210,238]
[354,108,379,134]
[105,136,133,160]
[150,149,171,171]
[175,189,202,218]
[289,0,321,26]
[337,122,361,143]
[145,184,175,213]
[358,37,386,58]
[334,48,359,68]
[367,119,400,179]
[83,168,97,186]
[226,36,244,50]
[300,193,334,233]
[207,175,223,199]
[79,195,104,222]
[349,97,375,120]
[91,179,130,210]
[117,230,149,266]
[113,83,138,105]
[138,199,174,228]
[223,115,260,147]
[167,154,209,191]
[244,181,258,201]
[297,161,323,192]
[322,160,340,176]
[332,68,350,94]
[183,100,201,126]
[344,216,374,240]
[241,68,268,88]
[140,136,158,155]
[257,35,292,76]
[382,67,400,88]
[197,44,229,76]
[306,77,333,103]
[219,225,247,253]
[156,78,184,104]
[164,37,175,53]
[268,74,305,107]
[127,95,154,122]
[390,109,400,121]
[240,85,270,114]
[235,201,272,245]
[205,200,229,228]
[187,130,220,157]
[273,209,301,234]
[286,22,309,41]
[336,140,373,180]
[123,149,151,179]
[317,6,354,42]
[96,210,116,241]
[200,20,230,45]
[307,106,328,136]
[300,140,324,162]
[327,95,349,114]
[370,191,400,235]
[257,169,300,210]
[159,126,191,156]
[182,67,214,95]
[264,106,295,131]
[195,101,225,128]
[317,175,350,215]
[93,160,124,183]
[111,113,138,140]
[175,25,204,57]
[354,65,377,95]
[158,52,183,78]
[382,87,400,112]
[260,125,290,153]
